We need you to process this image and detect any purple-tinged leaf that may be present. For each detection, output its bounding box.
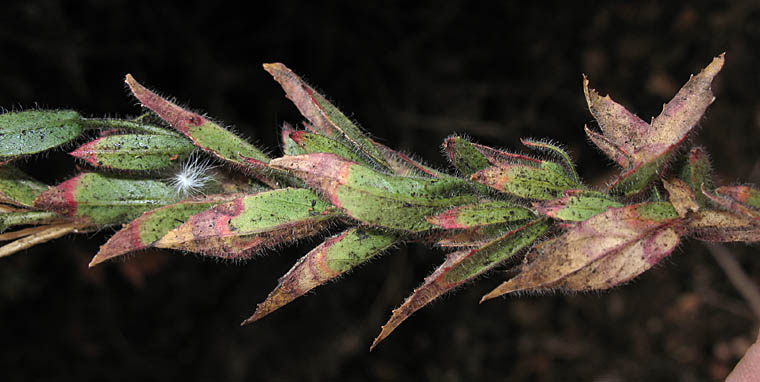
[154,188,340,259]
[124,74,271,166]
[89,194,241,266]
[481,202,682,300]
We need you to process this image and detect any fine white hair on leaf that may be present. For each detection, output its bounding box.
[167,154,216,197]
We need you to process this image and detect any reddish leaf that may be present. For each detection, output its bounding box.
[154,188,340,259]
[584,54,724,195]
[481,202,682,300]
[124,74,271,167]
[688,210,760,242]
[89,194,239,266]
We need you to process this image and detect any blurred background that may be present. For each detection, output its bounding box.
[1,1,760,381]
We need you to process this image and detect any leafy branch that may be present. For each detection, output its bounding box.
[1,53,756,350]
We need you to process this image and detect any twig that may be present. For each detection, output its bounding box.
[706,243,760,321]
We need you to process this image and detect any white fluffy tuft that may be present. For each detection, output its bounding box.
[168,155,216,197]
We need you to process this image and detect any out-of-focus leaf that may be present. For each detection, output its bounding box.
[154,188,340,259]
[482,202,682,300]
[70,134,195,170]
[688,210,760,242]
[0,222,86,259]
[426,201,533,229]
[533,190,622,221]
[89,194,240,266]
[0,111,83,160]
[584,54,724,196]
[0,166,48,207]
[124,74,270,165]
[679,146,713,207]
[703,185,760,223]
[371,219,549,350]
[263,63,390,169]
[34,173,176,225]
[270,153,475,232]
[436,224,512,248]
[243,227,398,324]
[0,211,60,232]
[662,178,699,218]
[470,161,577,200]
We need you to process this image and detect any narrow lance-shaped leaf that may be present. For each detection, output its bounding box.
[471,161,578,200]
[688,209,760,242]
[0,111,84,160]
[679,146,714,207]
[442,135,491,176]
[426,201,534,229]
[482,202,682,300]
[371,219,549,350]
[702,185,760,223]
[289,130,367,164]
[263,63,390,170]
[0,166,48,207]
[34,173,177,225]
[124,74,270,165]
[521,138,580,184]
[89,194,241,267]
[533,190,623,221]
[270,153,476,232]
[243,227,398,324]
[0,211,61,232]
[70,134,195,170]
[154,188,340,259]
[584,54,724,196]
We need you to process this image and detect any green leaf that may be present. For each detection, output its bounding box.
[533,190,623,221]
[289,130,366,164]
[154,188,340,259]
[679,146,714,207]
[270,153,476,232]
[34,173,176,225]
[0,166,48,207]
[442,135,491,176]
[0,110,83,159]
[124,74,270,165]
[0,211,60,232]
[426,201,534,229]
[371,219,549,350]
[243,227,399,324]
[470,161,578,200]
[70,134,195,170]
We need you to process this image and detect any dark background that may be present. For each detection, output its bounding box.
[1,1,760,381]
